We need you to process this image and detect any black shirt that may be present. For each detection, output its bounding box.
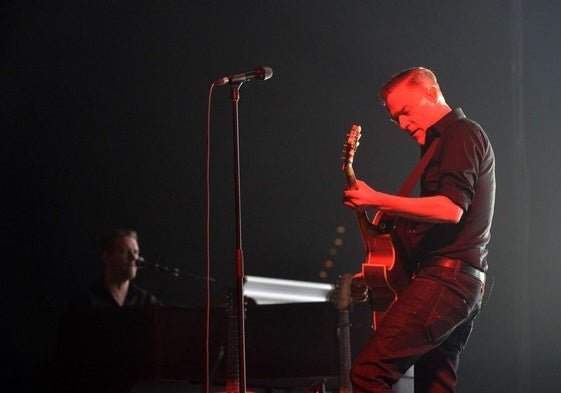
[69,279,162,310]
[395,108,495,271]
[92,280,161,308]
[59,280,162,392]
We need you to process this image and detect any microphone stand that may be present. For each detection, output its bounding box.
[230,81,247,393]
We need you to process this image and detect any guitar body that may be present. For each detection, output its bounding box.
[342,125,412,319]
[360,211,412,314]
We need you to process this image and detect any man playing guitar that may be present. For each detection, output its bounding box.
[343,67,495,393]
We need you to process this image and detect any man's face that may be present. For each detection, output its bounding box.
[384,82,437,146]
[103,236,139,281]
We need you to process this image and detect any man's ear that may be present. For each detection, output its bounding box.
[426,86,439,103]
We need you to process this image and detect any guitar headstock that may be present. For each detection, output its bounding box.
[331,273,353,311]
[342,124,362,171]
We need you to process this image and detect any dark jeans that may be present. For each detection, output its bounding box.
[350,263,485,393]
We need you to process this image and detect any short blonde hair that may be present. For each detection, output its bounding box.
[380,67,440,103]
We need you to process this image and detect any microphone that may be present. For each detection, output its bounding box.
[214,66,273,86]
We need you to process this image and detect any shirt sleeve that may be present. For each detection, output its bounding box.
[436,120,486,212]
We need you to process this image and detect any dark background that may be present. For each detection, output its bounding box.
[3,1,561,392]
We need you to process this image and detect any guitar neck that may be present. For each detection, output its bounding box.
[338,309,353,393]
[344,165,358,190]
[225,301,240,393]
[223,299,256,393]
[345,164,374,233]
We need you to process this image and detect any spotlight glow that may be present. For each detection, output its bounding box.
[244,275,334,305]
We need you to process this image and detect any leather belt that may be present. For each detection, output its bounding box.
[422,257,486,282]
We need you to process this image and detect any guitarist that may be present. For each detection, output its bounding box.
[343,67,495,393]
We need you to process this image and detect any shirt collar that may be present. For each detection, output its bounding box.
[429,107,465,136]
[423,108,465,150]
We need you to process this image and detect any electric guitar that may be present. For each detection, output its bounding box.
[330,273,353,393]
[342,125,411,325]
[224,295,241,393]
[222,295,255,393]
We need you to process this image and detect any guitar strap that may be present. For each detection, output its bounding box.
[396,137,440,197]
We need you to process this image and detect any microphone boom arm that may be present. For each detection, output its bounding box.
[136,257,213,281]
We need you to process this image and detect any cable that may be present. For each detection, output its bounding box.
[204,81,216,393]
